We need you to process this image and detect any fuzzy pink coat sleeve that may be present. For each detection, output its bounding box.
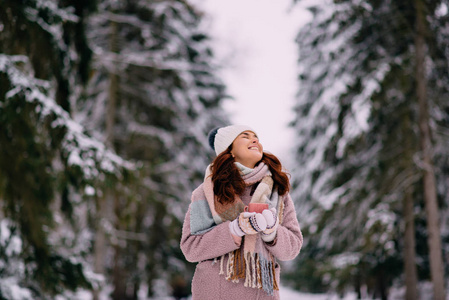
[180,186,240,263]
[264,193,303,261]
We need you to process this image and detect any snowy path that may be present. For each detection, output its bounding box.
[280,286,328,299]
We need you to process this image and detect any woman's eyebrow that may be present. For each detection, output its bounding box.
[240,132,258,138]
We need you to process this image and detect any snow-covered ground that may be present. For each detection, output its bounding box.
[67,286,332,300]
[145,286,354,300]
[280,286,328,299]
[60,284,445,300]
[58,276,440,300]
[280,286,358,300]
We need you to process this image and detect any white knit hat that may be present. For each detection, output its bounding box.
[208,125,257,155]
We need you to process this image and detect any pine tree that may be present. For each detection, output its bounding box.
[79,0,229,298]
[289,0,449,297]
[0,0,135,298]
[1,0,229,298]
[414,0,446,298]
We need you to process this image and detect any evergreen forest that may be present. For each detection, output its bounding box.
[287,0,449,299]
[1,0,449,299]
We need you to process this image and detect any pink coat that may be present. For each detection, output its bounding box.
[180,165,303,300]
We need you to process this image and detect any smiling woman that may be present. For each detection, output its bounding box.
[230,131,263,168]
[180,124,303,299]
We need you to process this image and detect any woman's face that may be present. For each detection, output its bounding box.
[231,131,263,168]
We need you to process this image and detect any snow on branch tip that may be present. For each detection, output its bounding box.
[0,54,135,179]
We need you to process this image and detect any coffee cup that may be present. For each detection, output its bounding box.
[244,203,269,214]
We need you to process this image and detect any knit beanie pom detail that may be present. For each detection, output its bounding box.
[207,127,220,151]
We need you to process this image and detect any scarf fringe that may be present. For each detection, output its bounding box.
[216,251,279,295]
[217,255,225,275]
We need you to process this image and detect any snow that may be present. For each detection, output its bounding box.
[23,0,79,56]
[84,186,96,196]
[280,287,329,300]
[331,253,361,269]
[436,3,449,17]
[0,221,22,257]
[0,277,33,300]
[44,285,347,300]
[337,62,390,157]
[147,287,350,300]
[0,54,135,180]
[0,220,32,300]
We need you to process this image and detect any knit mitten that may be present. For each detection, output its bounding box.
[229,212,267,237]
[261,208,279,242]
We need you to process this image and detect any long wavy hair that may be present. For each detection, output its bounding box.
[210,146,290,204]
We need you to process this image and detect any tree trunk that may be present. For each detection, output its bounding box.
[375,269,388,300]
[130,191,146,299]
[112,242,126,300]
[94,19,120,300]
[403,188,418,300]
[105,20,119,148]
[402,113,418,300]
[107,19,127,300]
[414,1,446,299]
[93,194,108,300]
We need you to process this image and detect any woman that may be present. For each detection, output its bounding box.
[180,125,303,299]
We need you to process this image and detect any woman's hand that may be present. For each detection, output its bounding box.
[229,212,267,237]
[261,208,279,242]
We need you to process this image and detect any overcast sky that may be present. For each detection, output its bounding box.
[193,0,312,168]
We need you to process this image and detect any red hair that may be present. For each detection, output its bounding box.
[211,147,290,204]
